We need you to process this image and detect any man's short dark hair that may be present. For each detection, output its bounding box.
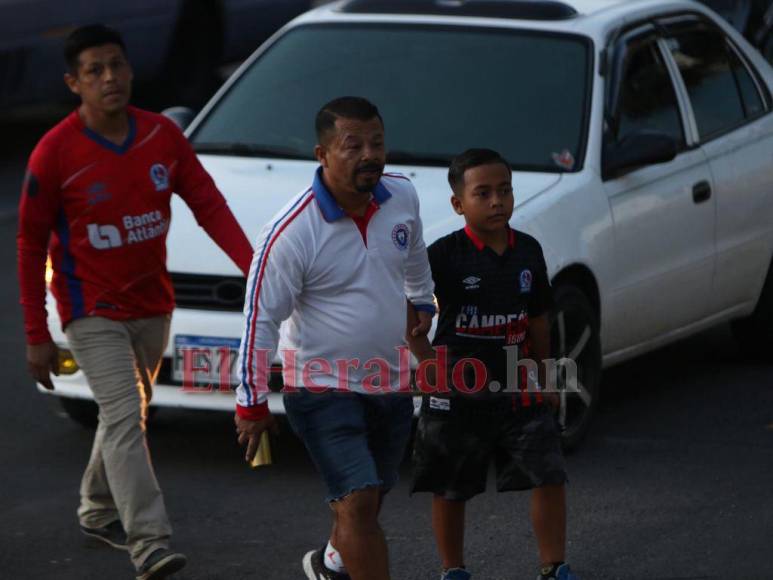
[448,148,512,196]
[315,97,383,144]
[64,24,126,72]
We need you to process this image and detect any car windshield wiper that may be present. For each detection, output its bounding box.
[193,142,310,159]
[386,150,452,166]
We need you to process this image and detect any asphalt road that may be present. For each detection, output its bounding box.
[1,115,772,580]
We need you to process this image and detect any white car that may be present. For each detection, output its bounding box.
[42,0,773,449]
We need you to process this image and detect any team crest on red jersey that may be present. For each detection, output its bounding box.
[150,163,169,191]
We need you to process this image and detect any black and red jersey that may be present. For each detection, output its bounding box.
[428,226,554,403]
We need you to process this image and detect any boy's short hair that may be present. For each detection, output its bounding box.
[315,97,383,144]
[64,24,126,72]
[448,148,512,196]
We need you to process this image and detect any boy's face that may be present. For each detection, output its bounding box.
[451,162,514,234]
[65,43,133,115]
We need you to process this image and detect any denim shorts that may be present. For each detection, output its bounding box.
[284,388,415,502]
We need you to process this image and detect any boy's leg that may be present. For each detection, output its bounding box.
[530,484,567,566]
[432,496,466,570]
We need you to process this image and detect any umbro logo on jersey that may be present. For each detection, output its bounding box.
[463,276,481,290]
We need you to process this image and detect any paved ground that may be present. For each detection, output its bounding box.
[1,115,772,580]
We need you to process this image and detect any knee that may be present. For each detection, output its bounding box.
[334,487,381,532]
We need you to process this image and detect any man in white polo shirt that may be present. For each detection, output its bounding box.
[234,97,435,580]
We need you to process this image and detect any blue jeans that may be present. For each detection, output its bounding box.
[284,389,415,502]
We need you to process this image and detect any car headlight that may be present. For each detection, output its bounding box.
[45,256,53,286]
[58,348,79,375]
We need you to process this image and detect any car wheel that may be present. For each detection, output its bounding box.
[762,31,773,66]
[731,263,773,361]
[59,397,98,428]
[550,284,602,452]
[58,398,158,429]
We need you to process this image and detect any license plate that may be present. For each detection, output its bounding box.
[173,335,241,389]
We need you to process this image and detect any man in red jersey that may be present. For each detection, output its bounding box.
[16,25,253,580]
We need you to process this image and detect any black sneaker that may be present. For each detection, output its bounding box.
[135,548,187,580]
[302,547,350,580]
[80,520,129,551]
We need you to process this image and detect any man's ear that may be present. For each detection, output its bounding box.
[314,144,328,168]
[450,194,464,216]
[64,72,80,96]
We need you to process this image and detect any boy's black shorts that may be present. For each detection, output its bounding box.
[411,396,567,501]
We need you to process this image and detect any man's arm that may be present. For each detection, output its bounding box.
[234,215,308,461]
[170,122,253,276]
[404,191,435,336]
[17,145,62,389]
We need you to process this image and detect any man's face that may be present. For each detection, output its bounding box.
[316,116,386,196]
[65,43,133,114]
[451,162,514,234]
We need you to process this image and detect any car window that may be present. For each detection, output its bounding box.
[726,45,765,118]
[612,40,685,148]
[666,26,746,140]
[191,24,591,173]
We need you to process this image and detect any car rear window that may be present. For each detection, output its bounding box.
[191,23,592,173]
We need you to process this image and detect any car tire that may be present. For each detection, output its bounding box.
[58,397,158,429]
[59,397,98,428]
[550,284,602,452]
[731,262,773,362]
[164,0,222,109]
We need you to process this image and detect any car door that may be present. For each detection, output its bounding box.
[660,15,773,315]
[603,25,716,352]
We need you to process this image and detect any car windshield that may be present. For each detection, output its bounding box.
[191,23,591,172]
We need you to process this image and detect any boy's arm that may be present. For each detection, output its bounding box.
[529,314,556,406]
[406,300,434,361]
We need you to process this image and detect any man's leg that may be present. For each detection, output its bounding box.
[331,487,389,580]
[530,484,567,566]
[66,317,172,569]
[432,496,466,570]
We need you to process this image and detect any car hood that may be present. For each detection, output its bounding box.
[167,156,561,275]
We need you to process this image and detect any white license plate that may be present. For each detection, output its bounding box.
[173,335,240,388]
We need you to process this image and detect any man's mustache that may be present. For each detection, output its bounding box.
[356,164,383,174]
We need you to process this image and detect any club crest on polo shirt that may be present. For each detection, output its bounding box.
[149,163,169,191]
[392,223,409,251]
[520,269,533,293]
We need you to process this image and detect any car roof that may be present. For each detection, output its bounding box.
[293,0,715,41]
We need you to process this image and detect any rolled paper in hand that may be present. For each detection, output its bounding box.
[250,431,272,468]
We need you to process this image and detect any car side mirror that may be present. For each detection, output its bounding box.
[603,131,678,179]
[161,106,196,131]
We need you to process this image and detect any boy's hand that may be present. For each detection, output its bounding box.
[410,310,433,337]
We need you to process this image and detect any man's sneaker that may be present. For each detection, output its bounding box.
[135,548,187,580]
[79,520,129,551]
[538,563,579,580]
[302,547,350,579]
[441,568,471,580]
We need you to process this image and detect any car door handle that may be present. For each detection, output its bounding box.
[692,181,712,204]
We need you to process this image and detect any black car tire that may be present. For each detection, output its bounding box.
[59,397,157,429]
[731,262,773,362]
[550,284,602,452]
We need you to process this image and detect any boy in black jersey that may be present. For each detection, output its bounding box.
[407,149,578,580]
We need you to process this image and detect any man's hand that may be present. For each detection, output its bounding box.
[26,341,59,390]
[235,413,279,463]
